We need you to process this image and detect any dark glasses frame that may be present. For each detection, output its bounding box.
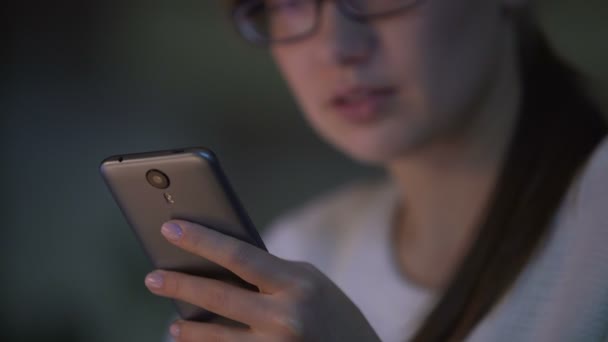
[232,0,421,46]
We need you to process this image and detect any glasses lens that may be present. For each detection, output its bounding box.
[237,0,318,43]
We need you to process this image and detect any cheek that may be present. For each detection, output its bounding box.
[418,0,505,116]
[361,17,446,149]
[377,17,428,120]
[372,0,507,151]
[271,45,342,150]
[271,47,322,119]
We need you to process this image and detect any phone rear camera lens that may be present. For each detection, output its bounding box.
[146,169,170,189]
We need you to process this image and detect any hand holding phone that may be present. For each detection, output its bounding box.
[100,147,380,341]
[145,218,381,342]
[100,147,266,321]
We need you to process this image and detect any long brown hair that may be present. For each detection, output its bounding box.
[411,13,607,342]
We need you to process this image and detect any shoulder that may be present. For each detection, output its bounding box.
[573,135,608,223]
[533,135,608,339]
[472,137,608,341]
[562,134,608,284]
[558,135,608,249]
[552,135,608,279]
[262,178,393,263]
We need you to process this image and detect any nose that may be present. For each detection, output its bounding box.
[315,3,377,67]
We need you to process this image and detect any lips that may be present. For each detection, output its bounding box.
[330,85,397,124]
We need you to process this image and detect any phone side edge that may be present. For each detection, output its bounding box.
[193,151,268,252]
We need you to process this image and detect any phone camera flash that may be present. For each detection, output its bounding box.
[163,192,175,204]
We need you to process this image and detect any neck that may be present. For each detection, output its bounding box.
[387,38,521,291]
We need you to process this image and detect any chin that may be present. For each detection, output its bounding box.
[347,152,393,165]
[329,122,440,165]
[332,136,410,165]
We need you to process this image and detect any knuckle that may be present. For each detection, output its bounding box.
[293,277,318,298]
[296,261,320,275]
[289,263,322,298]
[270,262,326,341]
[271,304,305,340]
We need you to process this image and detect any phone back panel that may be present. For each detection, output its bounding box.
[100,148,266,321]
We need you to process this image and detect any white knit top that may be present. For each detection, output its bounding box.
[263,137,608,342]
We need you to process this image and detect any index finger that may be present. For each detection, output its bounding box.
[161,219,290,293]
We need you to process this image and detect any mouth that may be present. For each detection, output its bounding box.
[329,85,397,124]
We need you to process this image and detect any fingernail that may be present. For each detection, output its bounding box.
[145,272,164,289]
[169,323,181,337]
[161,222,183,241]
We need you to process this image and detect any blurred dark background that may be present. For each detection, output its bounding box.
[2,1,607,341]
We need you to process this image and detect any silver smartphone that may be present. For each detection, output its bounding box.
[99,147,266,322]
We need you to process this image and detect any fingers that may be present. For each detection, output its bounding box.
[169,320,261,342]
[145,270,276,329]
[160,219,291,292]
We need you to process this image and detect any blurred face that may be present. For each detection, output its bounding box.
[269,0,522,164]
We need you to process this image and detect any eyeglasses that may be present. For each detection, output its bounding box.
[232,0,420,45]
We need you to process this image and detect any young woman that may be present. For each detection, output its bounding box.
[145,0,608,340]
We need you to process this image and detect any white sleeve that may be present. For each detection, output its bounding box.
[540,136,608,341]
[262,212,328,264]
